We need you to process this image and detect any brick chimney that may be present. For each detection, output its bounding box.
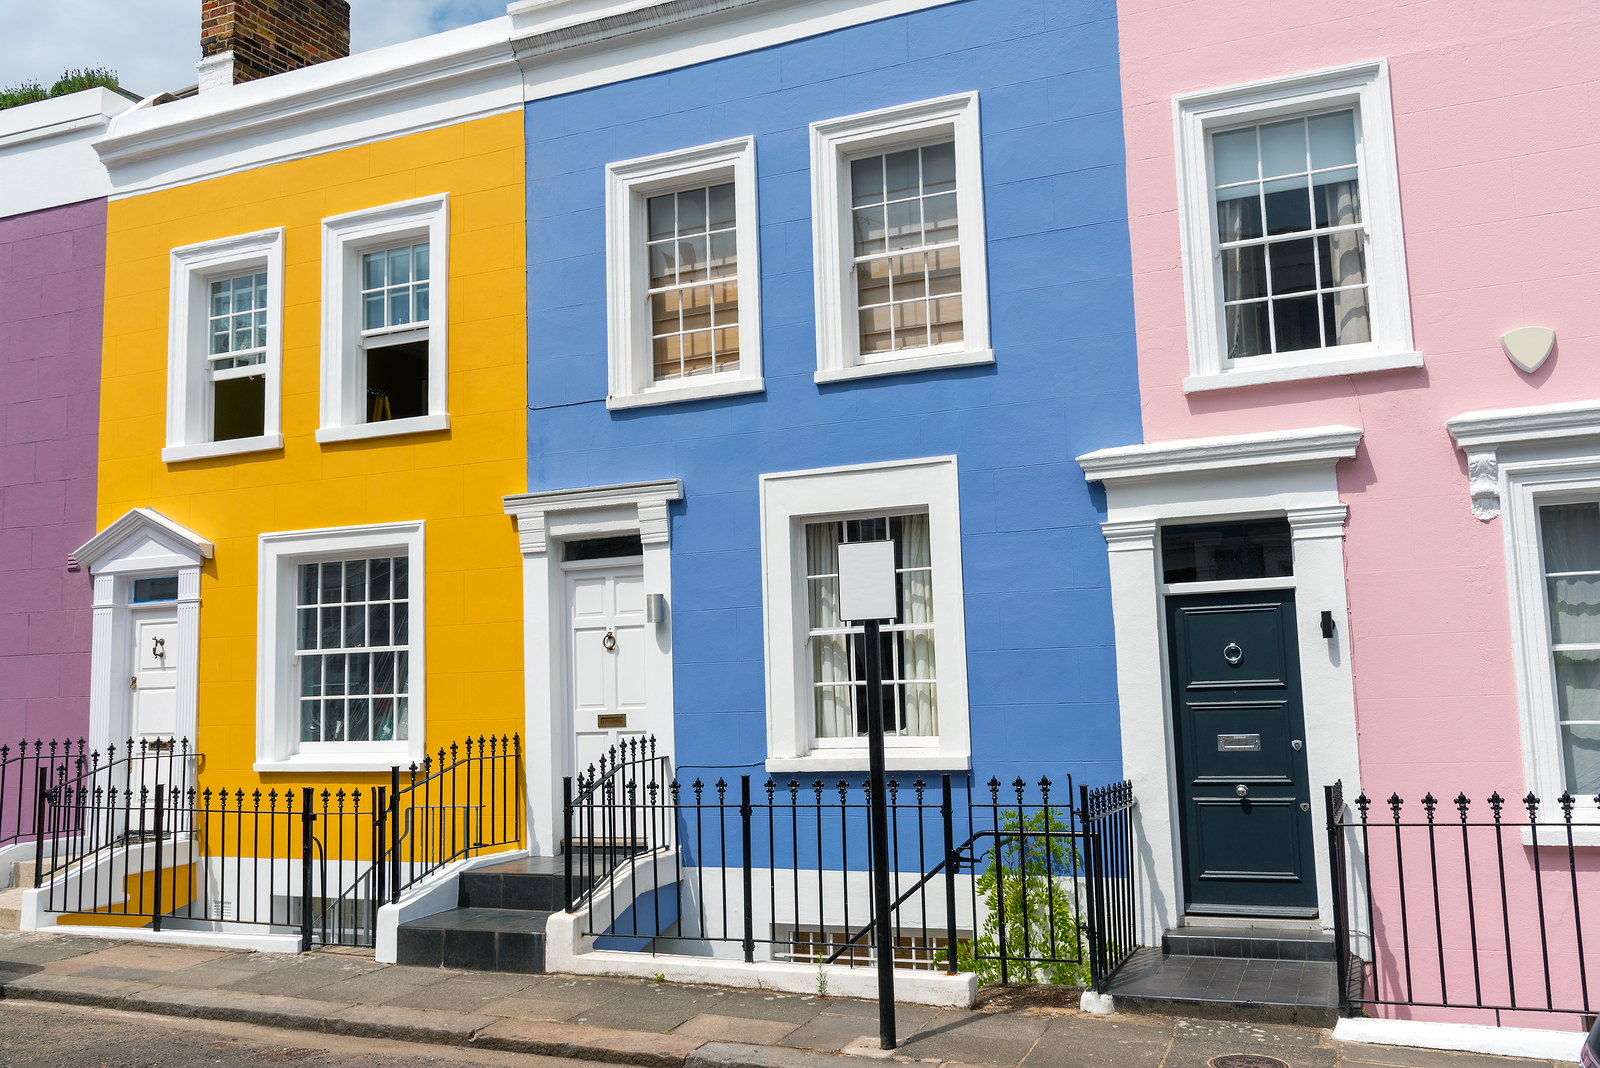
[196,0,351,92]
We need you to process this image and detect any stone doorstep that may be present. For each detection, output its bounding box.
[0,972,711,1067]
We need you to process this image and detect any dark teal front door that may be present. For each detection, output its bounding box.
[1167,590,1317,917]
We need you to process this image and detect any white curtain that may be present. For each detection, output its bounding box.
[1316,177,1370,345]
[897,514,937,737]
[807,523,853,739]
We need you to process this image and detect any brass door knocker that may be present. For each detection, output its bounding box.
[152,636,166,659]
[602,628,616,651]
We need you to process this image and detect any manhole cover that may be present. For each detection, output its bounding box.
[1209,1057,1290,1068]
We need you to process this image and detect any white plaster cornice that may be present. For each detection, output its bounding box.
[1100,519,1157,552]
[74,507,215,573]
[503,479,683,554]
[1077,426,1362,485]
[510,0,764,59]
[1447,399,1600,520]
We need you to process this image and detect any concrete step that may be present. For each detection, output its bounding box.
[0,886,23,930]
[395,906,552,973]
[1105,947,1338,1027]
[1163,925,1335,962]
[459,855,608,911]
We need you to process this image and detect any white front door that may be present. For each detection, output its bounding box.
[566,560,648,779]
[130,609,179,741]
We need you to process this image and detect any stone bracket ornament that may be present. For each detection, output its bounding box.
[1501,327,1555,374]
[1465,448,1500,520]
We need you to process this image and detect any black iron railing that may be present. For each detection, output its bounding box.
[34,735,522,950]
[1327,779,1600,1027]
[0,739,90,849]
[34,738,197,882]
[564,737,1138,990]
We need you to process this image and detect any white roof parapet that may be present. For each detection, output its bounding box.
[0,87,136,216]
[1077,426,1363,484]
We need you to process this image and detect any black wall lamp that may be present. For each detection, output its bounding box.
[1320,610,1336,639]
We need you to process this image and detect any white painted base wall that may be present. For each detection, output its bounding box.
[30,923,302,953]
[1333,1017,1585,1062]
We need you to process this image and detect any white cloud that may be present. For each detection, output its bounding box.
[0,0,505,100]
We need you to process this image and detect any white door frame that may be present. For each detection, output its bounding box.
[73,509,213,755]
[503,480,681,855]
[1078,426,1364,944]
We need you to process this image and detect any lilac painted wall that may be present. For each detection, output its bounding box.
[0,198,103,744]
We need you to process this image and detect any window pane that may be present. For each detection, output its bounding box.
[1308,110,1357,170]
[301,656,321,698]
[212,374,265,442]
[649,240,677,288]
[298,608,317,650]
[1317,232,1367,289]
[709,231,737,279]
[1322,289,1371,346]
[1216,186,1263,242]
[414,244,429,282]
[369,603,390,647]
[651,290,681,340]
[389,246,411,285]
[677,234,708,283]
[363,251,385,290]
[299,563,318,606]
[677,187,707,233]
[853,206,886,257]
[648,194,675,240]
[1313,171,1361,227]
[1225,301,1269,358]
[1161,518,1293,583]
[370,558,391,600]
[394,602,409,645]
[325,700,346,741]
[321,606,341,649]
[344,602,366,648]
[348,699,370,742]
[414,282,429,323]
[1263,176,1311,234]
[364,292,385,331]
[324,653,345,696]
[374,650,394,694]
[851,156,884,207]
[921,141,956,195]
[397,652,409,695]
[344,559,366,602]
[374,698,394,741]
[930,295,963,346]
[885,199,922,251]
[1260,118,1306,178]
[1212,127,1259,186]
[885,149,919,199]
[708,183,736,229]
[1272,295,1321,351]
[1548,577,1600,645]
[923,193,958,245]
[1557,650,1600,793]
[321,562,342,604]
[348,652,370,695]
[1541,503,1600,573]
[301,701,321,742]
[233,281,255,313]
[393,557,408,598]
[211,279,230,317]
[1268,239,1316,294]
[397,697,409,740]
[1222,246,1267,301]
[389,287,411,326]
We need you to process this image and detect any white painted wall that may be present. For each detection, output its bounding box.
[0,88,132,216]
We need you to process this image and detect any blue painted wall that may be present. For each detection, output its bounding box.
[524,0,1142,795]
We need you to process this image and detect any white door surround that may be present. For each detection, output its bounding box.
[1078,426,1364,945]
[503,479,681,855]
[73,508,214,754]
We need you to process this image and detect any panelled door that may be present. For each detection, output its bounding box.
[566,560,647,778]
[1166,589,1318,916]
[130,608,179,740]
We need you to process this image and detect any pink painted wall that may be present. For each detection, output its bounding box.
[1116,0,1600,1025]
[0,198,104,746]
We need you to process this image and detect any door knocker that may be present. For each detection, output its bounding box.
[602,628,616,651]
[152,636,166,660]
[1222,642,1243,666]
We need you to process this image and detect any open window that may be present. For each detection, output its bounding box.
[319,196,450,443]
[164,229,285,463]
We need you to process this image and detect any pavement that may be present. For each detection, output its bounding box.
[0,932,1578,1068]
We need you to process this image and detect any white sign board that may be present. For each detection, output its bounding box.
[837,541,897,622]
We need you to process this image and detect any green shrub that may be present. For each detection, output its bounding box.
[939,807,1091,987]
[0,81,48,110]
[49,68,121,97]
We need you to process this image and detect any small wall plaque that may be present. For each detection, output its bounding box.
[1501,326,1555,374]
[598,714,627,729]
[1217,733,1260,752]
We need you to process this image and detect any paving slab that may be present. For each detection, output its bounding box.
[0,934,128,967]
[118,984,351,1031]
[572,984,740,1032]
[314,963,453,1004]
[321,1002,498,1046]
[518,974,650,1005]
[481,996,602,1021]
[382,971,543,1012]
[896,1008,1050,1066]
[218,953,386,995]
[472,1017,706,1067]
[779,1008,931,1052]
[672,1012,802,1046]
[1021,1016,1173,1068]
[688,1041,849,1068]
[40,942,238,975]
[707,992,830,1024]
[1341,1047,1566,1068]
[0,971,153,1006]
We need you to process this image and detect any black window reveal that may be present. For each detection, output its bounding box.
[1161,518,1293,584]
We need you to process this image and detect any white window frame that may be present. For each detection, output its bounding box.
[1451,401,1600,834]
[760,456,970,773]
[255,520,426,773]
[318,195,450,443]
[164,228,286,463]
[810,92,992,384]
[1173,61,1421,393]
[605,137,764,410]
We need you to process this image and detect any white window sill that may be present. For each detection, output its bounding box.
[255,755,413,774]
[162,434,284,464]
[1522,824,1600,848]
[766,751,971,775]
[816,348,994,386]
[606,376,764,411]
[315,413,451,443]
[1183,349,1424,393]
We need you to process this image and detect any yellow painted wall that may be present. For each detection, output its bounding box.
[99,111,527,793]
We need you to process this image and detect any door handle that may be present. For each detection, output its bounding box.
[1235,784,1249,799]
[602,628,616,651]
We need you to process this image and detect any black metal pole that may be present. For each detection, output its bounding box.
[32,769,47,889]
[300,787,314,953]
[152,783,164,933]
[390,766,401,905]
[741,775,754,963]
[942,773,958,975]
[563,776,574,912]
[862,617,896,1050]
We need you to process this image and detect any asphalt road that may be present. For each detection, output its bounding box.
[0,1000,629,1068]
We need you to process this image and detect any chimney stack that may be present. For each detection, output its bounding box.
[197,0,351,93]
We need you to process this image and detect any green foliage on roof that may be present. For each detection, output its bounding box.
[1,68,125,111]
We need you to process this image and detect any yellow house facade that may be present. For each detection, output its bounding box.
[79,30,528,810]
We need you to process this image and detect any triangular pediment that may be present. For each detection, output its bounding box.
[73,508,214,575]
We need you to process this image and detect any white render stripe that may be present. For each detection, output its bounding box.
[1332,1018,1584,1062]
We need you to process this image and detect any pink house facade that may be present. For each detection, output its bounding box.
[1080,0,1600,1032]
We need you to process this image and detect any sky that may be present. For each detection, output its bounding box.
[0,0,506,99]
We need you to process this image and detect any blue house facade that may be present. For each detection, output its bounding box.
[504,0,1143,867]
